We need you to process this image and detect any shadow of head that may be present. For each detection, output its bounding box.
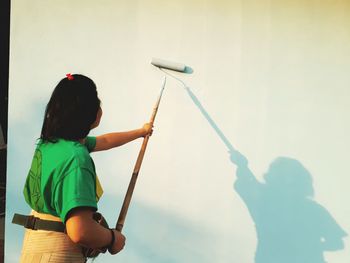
[263,157,314,198]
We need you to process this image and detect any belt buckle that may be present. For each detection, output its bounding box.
[24,215,37,230]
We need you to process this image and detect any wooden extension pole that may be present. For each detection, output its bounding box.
[116,77,166,232]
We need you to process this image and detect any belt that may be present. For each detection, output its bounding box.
[12,213,65,233]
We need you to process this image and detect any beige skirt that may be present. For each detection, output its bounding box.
[19,211,86,263]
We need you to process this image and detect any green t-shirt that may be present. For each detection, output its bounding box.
[23,137,98,223]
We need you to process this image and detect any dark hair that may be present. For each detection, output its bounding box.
[40,74,101,142]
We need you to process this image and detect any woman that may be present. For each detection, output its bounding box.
[15,74,152,262]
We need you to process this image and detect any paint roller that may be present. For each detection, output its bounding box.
[151,57,187,72]
[116,58,190,232]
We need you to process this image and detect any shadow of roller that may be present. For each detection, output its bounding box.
[157,68,246,166]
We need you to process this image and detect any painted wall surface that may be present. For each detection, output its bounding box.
[6,1,350,262]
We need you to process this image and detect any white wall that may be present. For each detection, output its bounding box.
[6,1,350,262]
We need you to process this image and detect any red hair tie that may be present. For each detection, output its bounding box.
[66,73,74,80]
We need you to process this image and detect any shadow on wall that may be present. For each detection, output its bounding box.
[182,84,347,263]
[231,153,347,263]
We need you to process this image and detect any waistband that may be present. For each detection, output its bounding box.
[12,211,65,232]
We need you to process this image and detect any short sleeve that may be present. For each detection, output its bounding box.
[85,136,96,152]
[54,167,97,223]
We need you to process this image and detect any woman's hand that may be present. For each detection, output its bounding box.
[108,230,126,255]
[141,123,153,137]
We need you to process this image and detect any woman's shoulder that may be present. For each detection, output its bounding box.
[39,139,91,164]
